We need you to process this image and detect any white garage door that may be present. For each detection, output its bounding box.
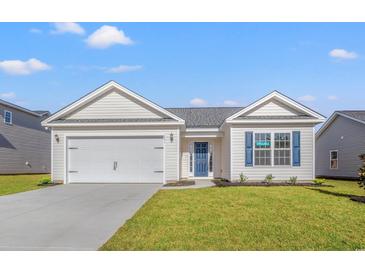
[67,137,164,183]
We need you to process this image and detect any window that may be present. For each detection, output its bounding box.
[4,110,12,125]
[330,150,338,169]
[189,143,193,173]
[209,153,213,172]
[274,133,291,165]
[254,133,271,166]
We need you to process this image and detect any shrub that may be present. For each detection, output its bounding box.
[313,178,326,185]
[358,154,365,190]
[39,177,52,185]
[289,176,297,184]
[239,173,248,183]
[264,174,274,183]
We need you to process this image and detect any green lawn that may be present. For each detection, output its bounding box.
[101,180,365,251]
[0,174,51,196]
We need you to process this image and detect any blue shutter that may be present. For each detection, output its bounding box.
[245,132,253,167]
[292,131,301,166]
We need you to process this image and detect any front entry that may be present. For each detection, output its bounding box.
[194,142,208,177]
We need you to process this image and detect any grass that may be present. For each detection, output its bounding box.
[101,180,365,251]
[0,174,51,196]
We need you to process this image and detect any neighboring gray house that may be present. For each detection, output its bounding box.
[42,81,325,184]
[316,111,365,179]
[0,99,51,174]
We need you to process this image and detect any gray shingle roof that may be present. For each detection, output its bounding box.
[338,111,365,123]
[166,107,242,128]
[52,118,174,124]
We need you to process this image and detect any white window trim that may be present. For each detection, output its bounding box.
[329,150,338,170]
[188,141,213,178]
[252,130,292,168]
[4,110,12,125]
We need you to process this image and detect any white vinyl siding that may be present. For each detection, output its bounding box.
[51,126,180,183]
[231,124,314,181]
[245,99,299,117]
[66,89,165,120]
[221,125,231,180]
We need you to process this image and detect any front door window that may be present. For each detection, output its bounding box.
[194,142,208,177]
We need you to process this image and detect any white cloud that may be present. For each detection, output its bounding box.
[51,22,85,35]
[30,28,42,34]
[328,95,339,101]
[86,25,133,49]
[223,100,239,106]
[190,98,207,106]
[0,92,16,99]
[329,49,358,60]
[298,95,316,102]
[0,58,51,75]
[106,65,142,73]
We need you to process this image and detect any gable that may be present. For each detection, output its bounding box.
[316,111,365,139]
[65,88,165,120]
[244,99,300,117]
[42,81,185,126]
[226,91,325,123]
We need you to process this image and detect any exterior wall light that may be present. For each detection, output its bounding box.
[55,134,60,143]
[170,133,174,143]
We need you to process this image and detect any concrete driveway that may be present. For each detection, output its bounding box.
[0,183,161,251]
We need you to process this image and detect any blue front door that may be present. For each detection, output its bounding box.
[194,142,208,177]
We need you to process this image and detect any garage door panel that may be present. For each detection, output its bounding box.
[67,137,164,183]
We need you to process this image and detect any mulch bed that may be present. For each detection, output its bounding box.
[164,180,195,187]
[350,196,365,204]
[213,181,333,187]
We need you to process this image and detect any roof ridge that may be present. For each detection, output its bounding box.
[338,110,365,112]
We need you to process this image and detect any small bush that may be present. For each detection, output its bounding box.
[239,173,248,183]
[358,154,365,190]
[39,177,52,185]
[289,176,297,184]
[264,174,274,183]
[313,178,326,185]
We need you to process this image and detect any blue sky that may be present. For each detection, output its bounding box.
[0,23,364,117]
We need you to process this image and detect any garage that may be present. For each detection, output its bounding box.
[66,136,164,183]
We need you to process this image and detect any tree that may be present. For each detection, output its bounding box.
[358,154,365,189]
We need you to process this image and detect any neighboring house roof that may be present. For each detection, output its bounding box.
[316,110,365,138]
[33,110,51,116]
[337,110,365,123]
[166,107,242,128]
[0,99,46,117]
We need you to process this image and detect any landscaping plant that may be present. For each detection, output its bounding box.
[264,174,274,183]
[289,176,297,185]
[313,178,326,185]
[239,173,248,183]
[39,177,52,185]
[358,154,365,189]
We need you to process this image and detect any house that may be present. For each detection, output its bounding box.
[316,111,365,179]
[0,99,51,174]
[42,81,325,184]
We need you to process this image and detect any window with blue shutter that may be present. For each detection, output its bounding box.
[245,131,253,166]
[292,131,301,166]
